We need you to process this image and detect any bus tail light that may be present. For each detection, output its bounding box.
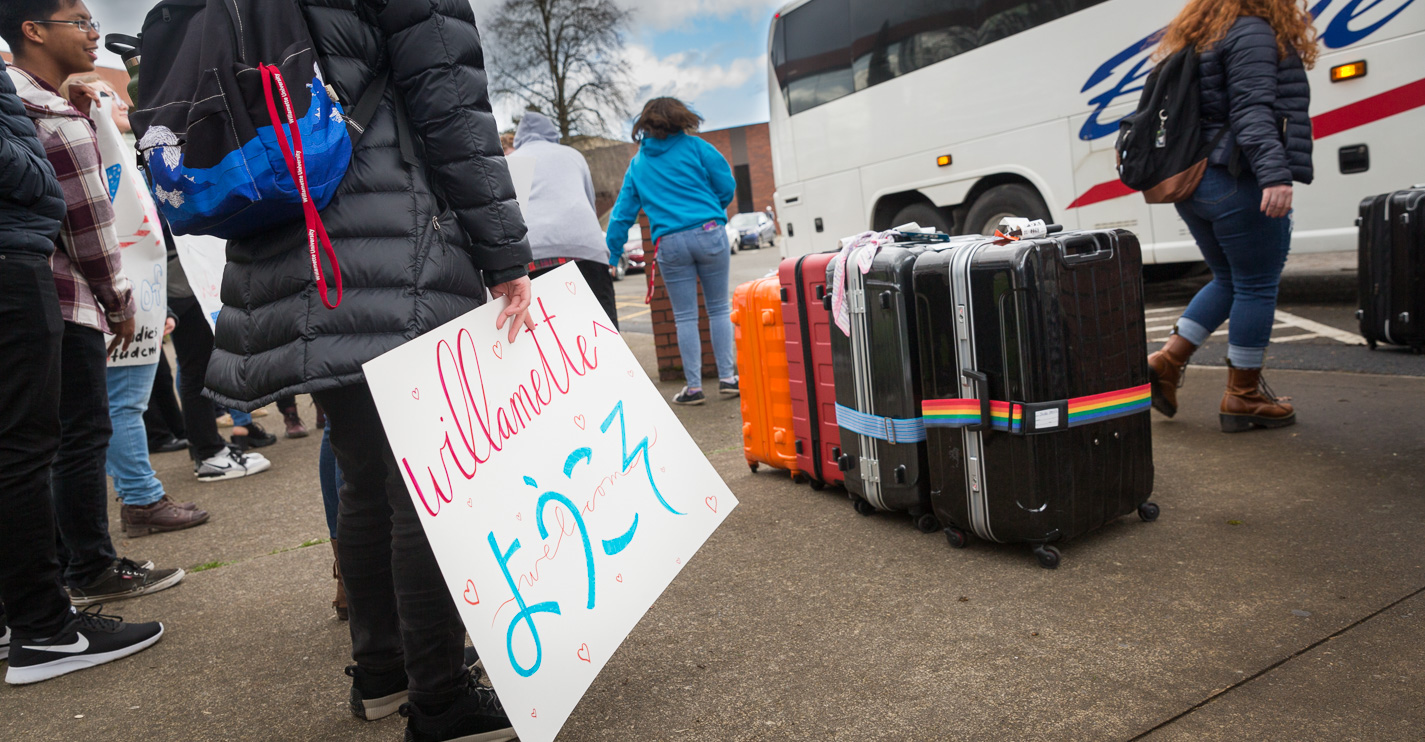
[1331,61,1366,82]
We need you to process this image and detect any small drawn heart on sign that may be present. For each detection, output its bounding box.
[530,709,537,718]
[627,370,635,378]
[463,580,479,605]
[615,573,623,583]
[675,557,682,565]
[565,281,577,295]
[574,414,586,430]
[705,495,718,513]
[577,643,591,663]
[491,342,503,359]
[411,388,420,400]
[516,512,522,521]
[466,498,472,508]
[660,466,666,473]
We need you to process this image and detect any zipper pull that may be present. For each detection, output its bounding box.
[432,215,441,231]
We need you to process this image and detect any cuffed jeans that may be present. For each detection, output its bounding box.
[106,362,166,507]
[312,382,469,707]
[657,223,737,388]
[1173,166,1293,368]
[53,321,118,588]
[0,253,71,639]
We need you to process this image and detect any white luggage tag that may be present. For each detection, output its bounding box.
[994,217,1049,241]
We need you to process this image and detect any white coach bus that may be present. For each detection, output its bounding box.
[767,0,1425,271]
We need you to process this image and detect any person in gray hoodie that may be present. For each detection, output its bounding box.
[506,112,619,328]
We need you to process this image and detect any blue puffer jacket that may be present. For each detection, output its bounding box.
[0,56,66,256]
[1199,16,1313,186]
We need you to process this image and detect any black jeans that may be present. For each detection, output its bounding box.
[144,352,186,445]
[312,382,469,707]
[530,259,620,331]
[0,254,71,638]
[52,321,118,587]
[169,296,226,461]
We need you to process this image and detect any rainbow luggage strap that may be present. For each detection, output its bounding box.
[921,383,1151,434]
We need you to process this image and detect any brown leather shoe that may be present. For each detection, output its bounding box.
[1220,362,1296,432]
[332,539,348,621]
[121,496,211,537]
[283,409,310,438]
[1146,333,1197,417]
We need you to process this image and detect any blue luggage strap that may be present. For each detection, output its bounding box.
[835,403,926,444]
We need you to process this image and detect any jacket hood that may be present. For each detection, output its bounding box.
[514,112,561,148]
[639,131,687,157]
[7,67,85,120]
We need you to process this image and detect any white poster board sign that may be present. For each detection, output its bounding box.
[507,154,535,213]
[173,233,228,330]
[93,96,166,366]
[364,264,737,742]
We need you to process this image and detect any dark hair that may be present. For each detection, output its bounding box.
[630,97,703,141]
[0,0,74,51]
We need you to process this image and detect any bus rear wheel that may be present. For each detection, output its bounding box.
[962,184,1050,237]
[890,202,952,234]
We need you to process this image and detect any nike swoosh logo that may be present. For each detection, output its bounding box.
[22,633,89,654]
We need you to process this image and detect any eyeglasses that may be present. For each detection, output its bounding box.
[30,18,101,34]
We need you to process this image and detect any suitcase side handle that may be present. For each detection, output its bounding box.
[962,370,992,432]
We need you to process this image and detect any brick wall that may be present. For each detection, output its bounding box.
[694,123,780,233]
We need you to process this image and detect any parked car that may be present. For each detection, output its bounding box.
[728,211,776,250]
[613,224,646,281]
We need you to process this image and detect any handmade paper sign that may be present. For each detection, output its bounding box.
[93,95,166,366]
[363,263,737,742]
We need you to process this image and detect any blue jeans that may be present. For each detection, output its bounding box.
[318,428,343,540]
[230,408,251,427]
[657,223,737,388]
[1173,166,1293,368]
[105,363,166,507]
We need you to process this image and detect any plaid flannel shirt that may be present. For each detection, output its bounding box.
[8,67,133,334]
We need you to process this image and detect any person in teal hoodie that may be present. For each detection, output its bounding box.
[606,97,738,405]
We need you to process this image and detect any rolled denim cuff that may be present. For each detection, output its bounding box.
[1228,345,1267,369]
[1174,317,1212,346]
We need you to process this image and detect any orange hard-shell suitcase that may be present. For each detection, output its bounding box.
[732,276,802,478]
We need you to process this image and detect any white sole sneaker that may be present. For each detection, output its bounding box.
[1,625,9,662]
[5,625,164,685]
[68,568,186,608]
[196,456,272,482]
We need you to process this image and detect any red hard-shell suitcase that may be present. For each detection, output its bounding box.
[778,253,843,489]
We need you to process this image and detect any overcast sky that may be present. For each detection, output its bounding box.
[3,0,781,136]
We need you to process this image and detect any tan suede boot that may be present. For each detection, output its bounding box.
[1146,333,1197,417]
[331,539,348,621]
[1220,362,1296,432]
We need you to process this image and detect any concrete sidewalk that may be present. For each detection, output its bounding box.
[2,333,1422,741]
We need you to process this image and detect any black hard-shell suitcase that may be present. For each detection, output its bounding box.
[1357,187,1425,353]
[913,228,1158,568]
[827,242,941,532]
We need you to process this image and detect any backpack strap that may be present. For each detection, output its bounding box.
[343,68,417,168]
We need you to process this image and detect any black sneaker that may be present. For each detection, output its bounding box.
[719,377,740,396]
[68,558,185,607]
[348,663,409,721]
[149,435,189,454]
[401,675,514,742]
[230,422,277,451]
[5,606,163,685]
[672,387,706,406]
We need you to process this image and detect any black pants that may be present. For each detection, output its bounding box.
[312,382,469,707]
[0,254,70,637]
[51,321,118,588]
[144,352,185,445]
[169,297,226,461]
[529,259,620,330]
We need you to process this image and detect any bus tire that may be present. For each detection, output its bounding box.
[962,184,1050,237]
[890,202,952,234]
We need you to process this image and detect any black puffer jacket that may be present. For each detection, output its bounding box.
[1199,16,1313,186]
[207,0,531,409]
[0,56,66,256]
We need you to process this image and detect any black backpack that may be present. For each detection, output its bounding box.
[1115,47,1227,204]
[112,0,388,309]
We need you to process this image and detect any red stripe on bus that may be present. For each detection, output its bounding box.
[1067,76,1425,210]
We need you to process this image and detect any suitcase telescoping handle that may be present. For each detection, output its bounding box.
[962,370,992,432]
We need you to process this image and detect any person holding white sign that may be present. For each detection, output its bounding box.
[201,2,534,740]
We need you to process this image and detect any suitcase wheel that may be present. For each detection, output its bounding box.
[944,527,969,550]
[792,472,809,484]
[1032,544,1062,570]
[1367,338,1377,351]
[853,498,876,516]
[1137,502,1161,522]
[809,479,826,491]
[915,513,941,534]
[749,462,760,474]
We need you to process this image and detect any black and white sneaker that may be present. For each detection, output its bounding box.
[719,377,740,396]
[672,387,706,406]
[349,647,488,721]
[1,611,9,662]
[195,446,271,482]
[401,674,514,742]
[5,606,163,685]
[68,558,185,607]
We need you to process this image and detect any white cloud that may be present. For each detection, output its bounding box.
[624,44,764,104]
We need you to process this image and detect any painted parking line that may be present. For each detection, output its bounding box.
[620,308,652,321]
[1146,309,1364,345]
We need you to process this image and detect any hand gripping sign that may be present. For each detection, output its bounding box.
[363,264,738,742]
[92,95,166,366]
